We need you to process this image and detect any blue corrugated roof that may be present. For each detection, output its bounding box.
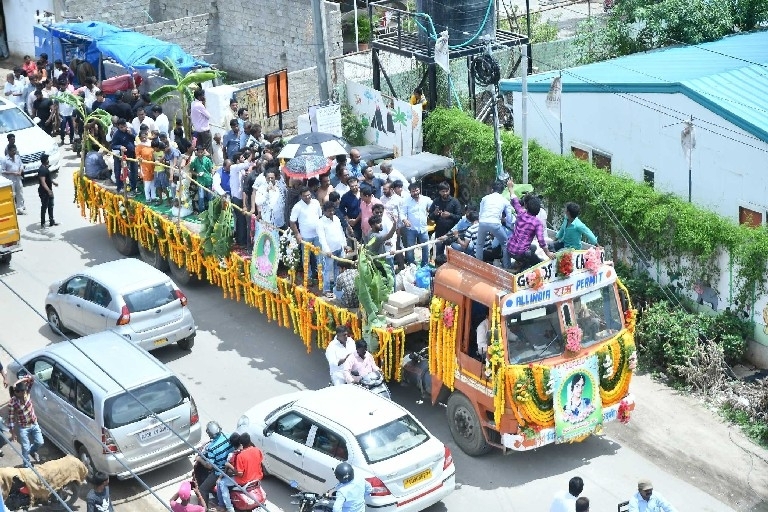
[499,31,768,143]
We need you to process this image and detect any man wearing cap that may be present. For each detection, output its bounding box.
[628,480,677,512]
[170,481,205,512]
[86,471,113,512]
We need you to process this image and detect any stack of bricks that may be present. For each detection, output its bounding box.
[383,291,420,328]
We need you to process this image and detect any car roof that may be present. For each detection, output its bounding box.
[79,259,174,292]
[24,331,171,395]
[294,386,408,435]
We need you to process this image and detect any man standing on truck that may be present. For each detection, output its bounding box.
[476,180,514,267]
[428,182,462,257]
[507,178,555,270]
[402,183,432,266]
[553,202,598,250]
[1,144,24,214]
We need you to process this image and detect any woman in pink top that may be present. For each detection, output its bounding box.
[170,481,205,512]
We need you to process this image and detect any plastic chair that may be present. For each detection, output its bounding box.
[617,501,629,512]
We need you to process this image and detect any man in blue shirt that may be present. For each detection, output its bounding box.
[195,421,236,509]
[628,479,677,512]
[348,149,367,179]
[339,177,362,241]
[222,119,241,160]
[110,119,137,193]
[332,463,371,512]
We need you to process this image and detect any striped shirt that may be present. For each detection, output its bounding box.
[8,393,37,430]
[204,432,235,470]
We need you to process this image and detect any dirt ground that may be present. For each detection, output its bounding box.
[605,372,768,511]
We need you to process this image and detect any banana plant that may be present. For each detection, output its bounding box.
[53,92,113,177]
[147,57,222,140]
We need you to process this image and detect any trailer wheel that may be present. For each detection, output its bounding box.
[112,232,139,256]
[168,258,196,285]
[0,253,10,265]
[138,243,170,271]
[446,392,491,456]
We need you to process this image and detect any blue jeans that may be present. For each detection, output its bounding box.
[323,249,342,293]
[476,222,511,267]
[18,423,43,462]
[198,186,211,212]
[113,156,138,193]
[403,228,429,265]
[59,115,75,143]
[218,475,236,509]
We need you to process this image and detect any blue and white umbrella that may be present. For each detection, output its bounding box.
[277,132,350,159]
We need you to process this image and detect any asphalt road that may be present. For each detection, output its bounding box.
[0,149,739,512]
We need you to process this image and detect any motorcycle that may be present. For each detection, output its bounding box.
[291,488,335,512]
[0,455,85,511]
[354,371,391,400]
[401,347,432,398]
[215,479,266,511]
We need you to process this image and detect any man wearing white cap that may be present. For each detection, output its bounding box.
[628,479,677,512]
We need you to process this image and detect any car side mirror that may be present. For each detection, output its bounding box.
[263,426,272,438]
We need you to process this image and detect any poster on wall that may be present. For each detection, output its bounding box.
[251,220,280,292]
[309,104,343,137]
[345,81,422,157]
[552,355,603,443]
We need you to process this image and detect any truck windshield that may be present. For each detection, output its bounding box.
[572,285,622,348]
[506,304,564,364]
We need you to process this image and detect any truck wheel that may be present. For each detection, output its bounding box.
[177,335,195,350]
[112,232,139,256]
[168,258,195,285]
[138,243,170,271]
[446,393,491,456]
[0,253,10,265]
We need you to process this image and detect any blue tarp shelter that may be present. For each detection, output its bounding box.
[45,21,209,73]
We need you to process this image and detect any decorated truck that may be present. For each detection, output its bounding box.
[73,173,636,455]
[0,175,22,265]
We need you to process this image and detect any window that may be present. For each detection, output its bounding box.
[87,281,112,308]
[104,377,188,429]
[272,412,313,444]
[123,283,177,313]
[572,286,622,348]
[26,359,53,387]
[739,206,762,228]
[592,150,612,172]
[505,305,563,364]
[312,426,348,460]
[643,169,655,188]
[357,414,429,464]
[76,381,95,418]
[63,276,89,298]
[0,108,35,133]
[571,146,589,161]
[51,366,77,404]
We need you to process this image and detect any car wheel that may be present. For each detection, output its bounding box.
[47,306,67,335]
[446,392,491,456]
[168,258,196,285]
[0,253,11,265]
[177,335,195,350]
[138,243,170,271]
[77,446,96,477]
[112,232,139,256]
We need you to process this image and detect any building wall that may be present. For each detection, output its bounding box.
[61,0,154,26]
[3,0,56,56]
[131,13,221,66]
[512,90,768,223]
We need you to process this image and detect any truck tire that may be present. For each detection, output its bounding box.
[0,253,10,265]
[138,243,170,271]
[446,392,492,456]
[168,258,195,285]
[112,232,138,256]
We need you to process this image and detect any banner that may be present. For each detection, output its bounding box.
[552,355,603,443]
[313,104,342,137]
[251,221,280,292]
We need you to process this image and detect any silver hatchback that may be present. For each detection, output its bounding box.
[45,259,196,351]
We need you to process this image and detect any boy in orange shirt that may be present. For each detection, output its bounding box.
[136,130,157,204]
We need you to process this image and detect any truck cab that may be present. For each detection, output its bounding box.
[0,175,22,265]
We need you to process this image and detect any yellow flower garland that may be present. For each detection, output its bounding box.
[428,297,459,391]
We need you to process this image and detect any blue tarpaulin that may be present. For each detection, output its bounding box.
[46,21,209,73]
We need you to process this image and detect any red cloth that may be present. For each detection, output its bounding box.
[100,73,143,95]
[234,446,264,485]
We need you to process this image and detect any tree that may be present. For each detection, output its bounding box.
[147,58,221,139]
[728,0,768,30]
[54,92,113,177]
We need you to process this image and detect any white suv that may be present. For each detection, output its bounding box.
[0,97,61,177]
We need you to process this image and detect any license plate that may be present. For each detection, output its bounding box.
[403,469,432,489]
[139,424,168,441]
[154,338,168,346]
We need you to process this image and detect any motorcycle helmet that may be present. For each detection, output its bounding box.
[205,421,222,439]
[334,462,354,484]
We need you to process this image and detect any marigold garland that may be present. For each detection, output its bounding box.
[428,297,459,391]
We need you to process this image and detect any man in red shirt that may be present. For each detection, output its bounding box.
[220,433,263,512]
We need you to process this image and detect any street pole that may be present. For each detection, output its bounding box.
[522,44,529,184]
[559,70,564,156]
[312,0,330,103]
[525,0,533,74]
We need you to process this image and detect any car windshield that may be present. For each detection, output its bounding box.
[356,414,429,464]
[0,107,34,133]
[123,283,177,313]
[506,305,564,364]
[104,377,188,429]
[572,286,622,348]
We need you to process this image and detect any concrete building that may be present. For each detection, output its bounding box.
[500,31,768,226]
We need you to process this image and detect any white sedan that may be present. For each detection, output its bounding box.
[237,385,456,512]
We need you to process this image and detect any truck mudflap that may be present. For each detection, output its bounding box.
[501,394,635,451]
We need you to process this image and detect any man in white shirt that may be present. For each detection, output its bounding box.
[326,326,356,385]
[290,186,323,281]
[3,73,24,109]
[476,180,515,267]
[254,169,285,228]
[550,476,584,512]
[379,160,407,187]
[317,202,348,298]
[131,107,156,135]
[401,183,432,265]
[1,144,25,213]
[150,105,169,135]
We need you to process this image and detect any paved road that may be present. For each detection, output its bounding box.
[0,149,742,512]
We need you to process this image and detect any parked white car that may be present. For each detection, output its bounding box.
[237,385,456,512]
[0,97,61,177]
[45,259,197,351]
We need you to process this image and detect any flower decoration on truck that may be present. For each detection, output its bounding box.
[565,325,583,353]
[556,250,574,277]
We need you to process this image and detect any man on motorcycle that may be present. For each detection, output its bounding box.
[220,433,263,512]
[343,340,381,384]
[195,421,236,509]
[332,462,371,512]
[326,326,355,385]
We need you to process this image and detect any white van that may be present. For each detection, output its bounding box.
[8,331,202,479]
